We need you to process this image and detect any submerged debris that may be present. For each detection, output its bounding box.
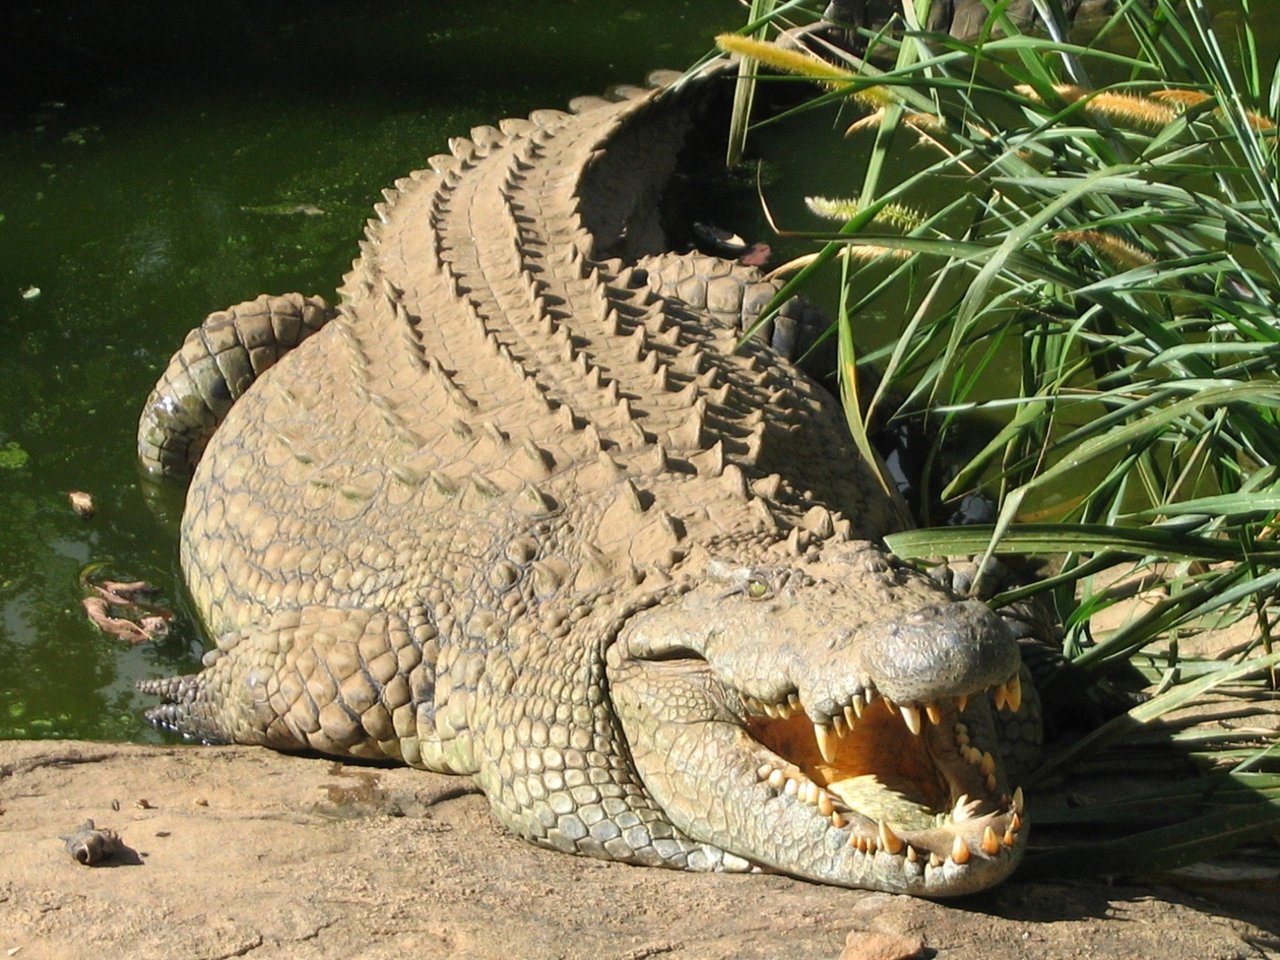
[68,490,95,519]
[81,579,172,645]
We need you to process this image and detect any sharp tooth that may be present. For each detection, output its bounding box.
[979,751,996,777]
[993,683,1009,712]
[1003,827,1016,847]
[900,705,922,736]
[762,701,779,718]
[985,773,998,792]
[1006,673,1022,712]
[883,695,895,711]
[832,714,847,738]
[1010,812,1023,833]
[775,701,791,719]
[1012,786,1024,814]
[906,845,918,863]
[929,852,942,868]
[951,835,971,865]
[925,702,943,726]
[864,689,875,708]
[818,792,834,817]
[814,722,837,763]
[767,769,785,790]
[956,693,968,713]
[831,810,846,828]
[981,826,1000,856]
[878,821,904,855]
[843,704,858,728]
[788,692,801,710]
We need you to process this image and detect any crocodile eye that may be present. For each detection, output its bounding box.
[745,578,771,600]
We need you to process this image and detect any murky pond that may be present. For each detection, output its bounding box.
[2,2,1275,742]
[0,2,761,740]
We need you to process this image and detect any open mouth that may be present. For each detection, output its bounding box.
[738,675,1026,870]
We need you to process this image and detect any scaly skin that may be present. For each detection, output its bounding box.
[138,63,1037,895]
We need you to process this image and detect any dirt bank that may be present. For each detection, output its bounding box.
[1,740,1276,960]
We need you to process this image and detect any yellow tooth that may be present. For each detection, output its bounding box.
[850,697,864,719]
[906,845,918,864]
[879,821,904,855]
[986,773,998,792]
[763,701,779,718]
[951,835,971,865]
[925,702,943,726]
[814,722,837,763]
[956,693,968,713]
[832,714,847,738]
[979,751,996,777]
[1013,786,1025,814]
[831,810,846,828]
[1010,812,1023,833]
[818,792,834,817]
[981,826,1000,856]
[843,704,858,728]
[929,852,943,868]
[900,705,922,736]
[776,702,792,719]
[993,683,1009,712]
[1003,827,1016,847]
[1006,673,1023,712]
[788,692,801,710]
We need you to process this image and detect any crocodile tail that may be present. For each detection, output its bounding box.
[137,293,334,479]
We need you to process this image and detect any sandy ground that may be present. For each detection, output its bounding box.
[2,739,1277,960]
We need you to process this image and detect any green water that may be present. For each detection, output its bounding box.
[3,3,1276,742]
[0,2,749,741]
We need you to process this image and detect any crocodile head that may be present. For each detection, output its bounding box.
[606,541,1029,896]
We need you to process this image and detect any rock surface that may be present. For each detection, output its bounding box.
[2,739,1277,959]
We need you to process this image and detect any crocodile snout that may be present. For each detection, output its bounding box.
[854,598,1019,705]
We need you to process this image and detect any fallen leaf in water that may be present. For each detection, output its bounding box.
[82,597,152,645]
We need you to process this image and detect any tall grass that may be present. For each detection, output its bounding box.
[720,0,1280,881]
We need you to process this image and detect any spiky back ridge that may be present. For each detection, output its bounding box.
[180,65,892,645]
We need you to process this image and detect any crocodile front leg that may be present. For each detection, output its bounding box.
[138,604,474,773]
[138,293,334,478]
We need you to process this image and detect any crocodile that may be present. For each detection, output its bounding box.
[135,59,1038,897]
